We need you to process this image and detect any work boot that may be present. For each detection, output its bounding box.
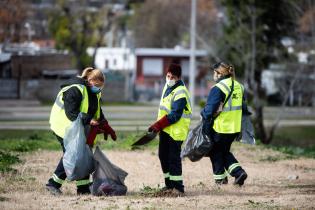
[46,184,62,196]
[77,185,91,195]
[234,171,247,186]
[215,177,228,185]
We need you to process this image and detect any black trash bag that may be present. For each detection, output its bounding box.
[91,146,128,196]
[181,122,213,162]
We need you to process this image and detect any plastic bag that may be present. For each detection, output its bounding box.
[181,122,213,162]
[237,114,256,145]
[91,146,128,196]
[63,113,95,181]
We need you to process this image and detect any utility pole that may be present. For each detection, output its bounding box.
[189,0,196,110]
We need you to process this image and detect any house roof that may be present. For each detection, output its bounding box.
[0,53,11,63]
[135,48,208,57]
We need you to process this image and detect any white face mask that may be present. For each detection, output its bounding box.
[166,77,176,87]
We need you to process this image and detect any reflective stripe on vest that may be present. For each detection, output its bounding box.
[213,78,243,133]
[49,84,101,139]
[157,84,192,141]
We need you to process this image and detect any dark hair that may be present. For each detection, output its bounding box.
[167,63,182,78]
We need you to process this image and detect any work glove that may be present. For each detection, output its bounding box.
[86,125,98,146]
[99,120,117,141]
[148,116,170,133]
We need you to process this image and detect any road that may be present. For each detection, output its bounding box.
[0,100,315,131]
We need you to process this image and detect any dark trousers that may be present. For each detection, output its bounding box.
[209,132,244,180]
[47,134,90,192]
[158,131,184,192]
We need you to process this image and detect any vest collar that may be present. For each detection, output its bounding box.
[216,75,231,83]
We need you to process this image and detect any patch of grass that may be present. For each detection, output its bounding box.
[0,130,158,152]
[246,199,278,209]
[139,185,162,197]
[97,131,159,151]
[0,130,59,152]
[272,126,315,148]
[270,145,315,159]
[0,150,21,172]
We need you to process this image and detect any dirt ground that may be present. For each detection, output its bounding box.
[0,144,314,210]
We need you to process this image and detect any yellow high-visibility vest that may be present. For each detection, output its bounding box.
[49,84,101,139]
[157,84,192,141]
[213,77,243,133]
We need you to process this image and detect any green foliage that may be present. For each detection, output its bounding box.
[139,185,161,196]
[0,130,59,152]
[0,151,21,172]
[218,0,298,72]
[48,0,109,69]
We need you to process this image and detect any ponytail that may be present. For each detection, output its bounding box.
[78,67,105,87]
[228,65,235,79]
[79,67,94,79]
[213,62,235,79]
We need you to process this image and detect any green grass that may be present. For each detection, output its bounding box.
[266,126,315,159]
[0,129,159,173]
[272,126,315,148]
[0,130,158,152]
[0,151,21,172]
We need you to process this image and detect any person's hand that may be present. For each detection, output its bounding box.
[101,121,117,141]
[148,116,170,133]
[90,119,100,126]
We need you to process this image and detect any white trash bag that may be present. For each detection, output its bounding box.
[63,113,95,181]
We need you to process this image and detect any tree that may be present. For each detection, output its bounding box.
[48,0,112,70]
[217,0,300,144]
[129,0,218,48]
[0,0,30,43]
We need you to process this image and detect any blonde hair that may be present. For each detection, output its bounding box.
[79,67,105,86]
[214,62,235,79]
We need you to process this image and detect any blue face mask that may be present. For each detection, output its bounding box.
[90,86,102,94]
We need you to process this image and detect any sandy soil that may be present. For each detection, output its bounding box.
[0,144,314,210]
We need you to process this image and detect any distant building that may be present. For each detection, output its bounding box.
[134,48,208,100]
[262,63,315,106]
[87,47,135,71]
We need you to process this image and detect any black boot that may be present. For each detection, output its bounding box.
[77,184,91,195]
[46,183,62,195]
[234,171,247,186]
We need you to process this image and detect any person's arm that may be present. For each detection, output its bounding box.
[63,87,91,125]
[148,94,187,133]
[166,98,187,124]
[201,86,225,120]
[200,86,225,136]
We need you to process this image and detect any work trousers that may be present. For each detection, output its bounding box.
[158,131,184,192]
[47,134,90,193]
[209,132,245,181]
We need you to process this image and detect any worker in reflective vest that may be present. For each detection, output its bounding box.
[201,62,248,186]
[46,67,116,195]
[148,63,192,196]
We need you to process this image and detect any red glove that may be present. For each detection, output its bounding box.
[86,125,98,145]
[99,120,117,141]
[148,116,170,133]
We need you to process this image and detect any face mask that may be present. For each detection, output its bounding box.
[166,77,176,87]
[90,85,102,94]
